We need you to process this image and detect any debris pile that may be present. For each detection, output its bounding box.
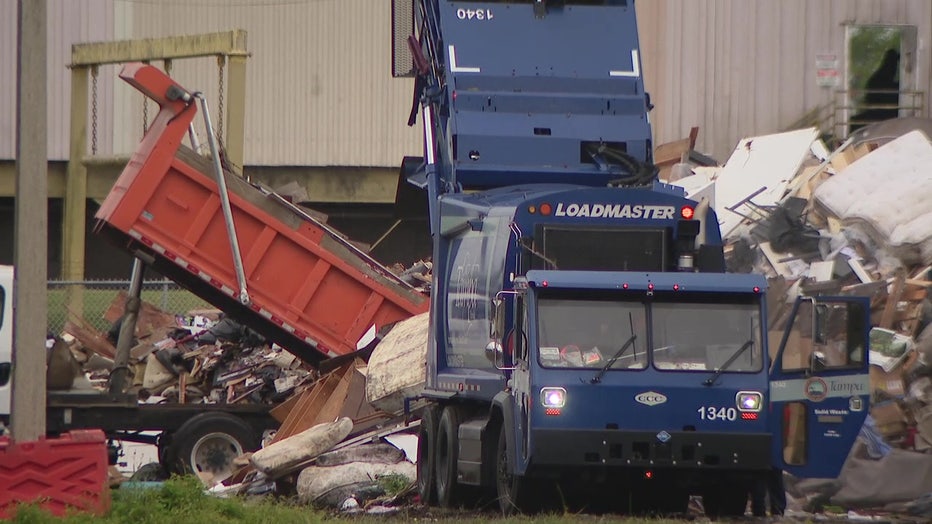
[54,292,315,406]
[664,123,932,517]
[216,359,420,513]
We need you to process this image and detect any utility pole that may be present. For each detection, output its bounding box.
[12,0,48,441]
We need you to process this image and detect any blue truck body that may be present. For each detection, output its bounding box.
[395,0,872,515]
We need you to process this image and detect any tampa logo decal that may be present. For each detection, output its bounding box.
[635,391,667,406]
[804,377,828,402]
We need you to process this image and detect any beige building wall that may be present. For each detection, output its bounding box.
[1,0,930,165]
[638,0,932,159]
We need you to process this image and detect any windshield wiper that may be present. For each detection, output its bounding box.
[703,339,754,386]
[591,313,638,384]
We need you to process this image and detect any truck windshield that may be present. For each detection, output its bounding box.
[652,300,763,373]
[535,293,763,373]
[537,297,648,370]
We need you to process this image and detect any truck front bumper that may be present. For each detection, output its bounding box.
[531,428,772,471]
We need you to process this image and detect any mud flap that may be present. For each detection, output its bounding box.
[393,156,428,220]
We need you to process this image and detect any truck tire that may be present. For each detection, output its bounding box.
[496,423,536,515]
[165,412,259,481]
[416,405,440,505]
[702,483,748,518]
[435,405,465,507]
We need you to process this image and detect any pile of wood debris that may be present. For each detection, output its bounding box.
[662,121,932,516]
[53,292,315,405]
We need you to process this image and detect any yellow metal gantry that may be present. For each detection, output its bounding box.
[63,30,249,283]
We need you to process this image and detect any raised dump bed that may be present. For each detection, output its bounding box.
[95,63,428,366]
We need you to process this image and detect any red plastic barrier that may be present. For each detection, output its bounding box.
[0,429,110,518]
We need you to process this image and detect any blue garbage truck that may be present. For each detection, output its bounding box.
[391,0,872,515]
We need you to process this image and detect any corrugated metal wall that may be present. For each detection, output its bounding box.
[111,0,422,167]
[638,0,932,159]
[1,0,930,165]
[1,0,115,161]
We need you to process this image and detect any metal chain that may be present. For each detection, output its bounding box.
[217,55,225,144]
[91,66,98,155]
[142,96,149,135]
[142,62,149,135]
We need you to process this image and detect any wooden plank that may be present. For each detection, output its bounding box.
[793,165,821,200]
[879,275,906,329]
[829,145,858,173]
[654,137,692,165]
[271,364,350,443]
[271,376,331,443]
[269,388,305,424]
[309,366,353,428]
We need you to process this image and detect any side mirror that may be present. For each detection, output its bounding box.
[485,339,504,367]
[490,297,505,340]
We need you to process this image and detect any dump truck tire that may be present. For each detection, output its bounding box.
[417,404,440,505]
[166,412,258,482]
[435,405,465,507]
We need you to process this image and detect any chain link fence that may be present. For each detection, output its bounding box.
[48,280,212,335]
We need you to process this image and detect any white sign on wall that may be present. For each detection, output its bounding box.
[816,53,840,88]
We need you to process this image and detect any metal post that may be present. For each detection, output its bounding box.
[12,0,48,441]
[197,95,250,305]
[62,65,89,320]
[109,258,145,395]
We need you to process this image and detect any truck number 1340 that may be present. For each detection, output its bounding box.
[697,406,737,421]
[457,8,493,21]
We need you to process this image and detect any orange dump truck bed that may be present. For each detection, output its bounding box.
[95,63,428,366]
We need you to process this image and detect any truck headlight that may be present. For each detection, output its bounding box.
[541,387,566,408]
[736,391,763,412]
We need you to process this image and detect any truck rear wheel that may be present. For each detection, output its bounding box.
[165,412,259,482]
[435,405,465,507]
[416,405,440,505]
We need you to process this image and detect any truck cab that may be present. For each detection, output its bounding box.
[416,184,872,515]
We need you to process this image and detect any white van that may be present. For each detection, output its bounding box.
[0,265,12,423]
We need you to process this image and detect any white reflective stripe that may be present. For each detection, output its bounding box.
[770,374,870,402]
[610,49,641,78]
[438,381,481,392]
[219,284,235,296]
[129,229,142,240]
[449,45,481,73]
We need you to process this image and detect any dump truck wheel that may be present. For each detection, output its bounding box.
[167,412,259,482]
[417,405,440,505]
[435,405,465,507]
